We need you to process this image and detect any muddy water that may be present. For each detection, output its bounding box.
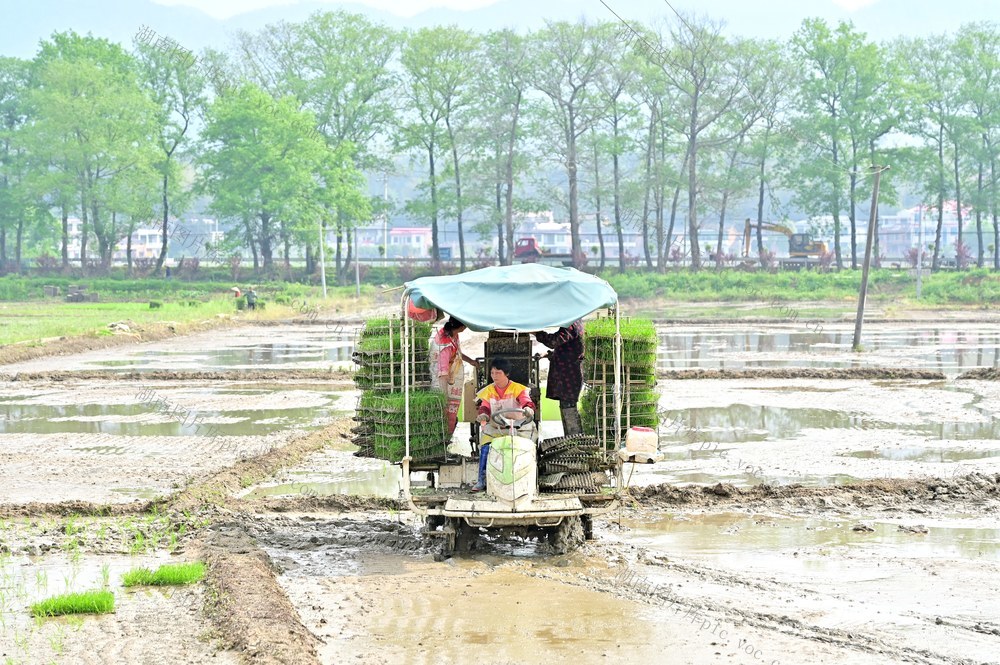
[657,324,1000,375]
[0,383,358,504]
[256,511,996,665]
[633,378,1000,488]
[0,385,354,438]
[3,324,359,374]
[619,512,1000,566]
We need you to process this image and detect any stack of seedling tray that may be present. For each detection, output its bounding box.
[353,317,445,462]
[537,433,612,493]
[580,317,659,449]
[353,317,432,391]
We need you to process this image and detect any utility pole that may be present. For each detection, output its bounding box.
[853,165,888,352]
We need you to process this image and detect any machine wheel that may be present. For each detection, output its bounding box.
[581,514,594,541]
[548,516,585,555]
[436,518,478,560]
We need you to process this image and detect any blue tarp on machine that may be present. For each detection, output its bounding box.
[403,264,618,332]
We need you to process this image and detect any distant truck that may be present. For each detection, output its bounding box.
[513,237,587,267]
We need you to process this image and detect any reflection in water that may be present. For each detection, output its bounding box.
[622,513,1000,561]
[659,404,1000,442]
[86,327,359,372]
[843,447,1000,462]
[0,397,348,437]
[657,326,1000,374]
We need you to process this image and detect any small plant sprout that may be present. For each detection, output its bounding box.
[100,564,111,589]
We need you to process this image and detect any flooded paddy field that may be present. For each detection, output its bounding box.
[1,320,999,664]
[657,322,1000,375]
[0,380,355,504]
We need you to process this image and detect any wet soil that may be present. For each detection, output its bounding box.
[4,319,1000,664]
[960,367,1000,380]
[197,523,321,665]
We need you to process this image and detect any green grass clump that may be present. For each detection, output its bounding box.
[30,590,115,617]
[121,562,206,587]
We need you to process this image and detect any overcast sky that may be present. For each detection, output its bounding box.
[153,0,881,19]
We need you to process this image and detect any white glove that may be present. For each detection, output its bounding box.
[476,413,489,424]
[522,407,534,421]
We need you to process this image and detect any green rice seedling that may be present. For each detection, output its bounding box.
[100,564,110,589]
[121,562,205,587]
[30,590,114,617]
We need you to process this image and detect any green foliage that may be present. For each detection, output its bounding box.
[30,590,115,617]
[148,300,162,309]
[121,562,205,587]
[601,268,908,303]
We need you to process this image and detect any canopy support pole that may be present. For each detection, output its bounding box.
[613,306,623,451]
[402,296,411,499]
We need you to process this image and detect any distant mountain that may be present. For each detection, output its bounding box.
[3,0,998,58]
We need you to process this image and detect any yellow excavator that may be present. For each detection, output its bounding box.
[742,219,827,259]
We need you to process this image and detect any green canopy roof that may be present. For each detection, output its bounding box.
[403,264,617,332]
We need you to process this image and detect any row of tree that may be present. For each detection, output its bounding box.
[1,12,999,276]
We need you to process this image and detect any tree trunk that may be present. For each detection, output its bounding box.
[756,134,768,257]
[446,119,466,272]
[61,204,69,268]
[334,224,343,281]
[592,133,605,269]
[932,123,945,271]
[977,151,985,268]
[848,166,858,270]
[428,141,440,267]
[567,114,582,268]
[345,228,353,280]
[641,112,654,269]
[127,224,133,275]
[503,89,522,268]
[831,137,842,270]
[612,116,625,273]
[156,171,169,271]
[79,186,88,273]
[991,149,999,271]
[495,181,505,265]
[15,217,23,273]
[656,125,666,272]
[687,105,700,271]
[870,141,880,268]
[954,137,964,268]
[260,211,273,269]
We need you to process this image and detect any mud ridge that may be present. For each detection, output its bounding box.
[0,498,154,519]
[632,474,1000,511]
[248,495,405,513]
[196,523,321,665]
[10,369,354,382]
[165,417,356,515]
[958,368,1000,380]
[659,368,947,380]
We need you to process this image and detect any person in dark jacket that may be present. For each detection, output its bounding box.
[533,319,584,435]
